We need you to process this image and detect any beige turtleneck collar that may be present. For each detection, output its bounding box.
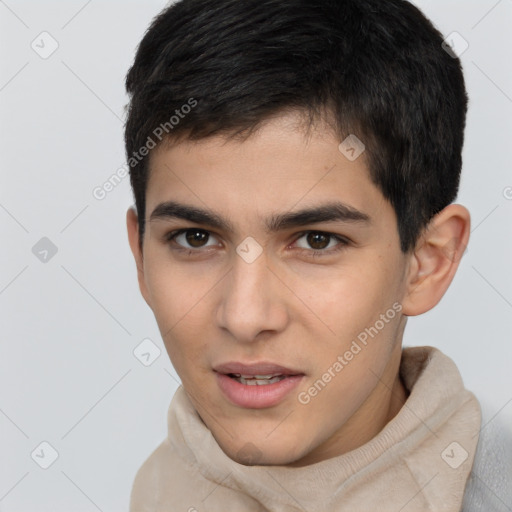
[130,346,481,512]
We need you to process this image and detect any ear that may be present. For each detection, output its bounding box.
[401,204,470,316]
[126,206,152,308]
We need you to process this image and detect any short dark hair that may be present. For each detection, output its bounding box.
[125,0,468,252]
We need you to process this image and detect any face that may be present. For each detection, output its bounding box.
[129,113,413,466]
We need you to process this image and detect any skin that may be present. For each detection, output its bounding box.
[127,112,470,466]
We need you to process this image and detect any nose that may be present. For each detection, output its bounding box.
[216,252,289,343]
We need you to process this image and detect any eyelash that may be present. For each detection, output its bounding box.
[164,228,350,258]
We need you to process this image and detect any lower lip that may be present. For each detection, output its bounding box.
[215,372,304,409]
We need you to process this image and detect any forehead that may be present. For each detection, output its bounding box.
[144,113,390,229]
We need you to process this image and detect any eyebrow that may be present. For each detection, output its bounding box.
[149,200,370,233]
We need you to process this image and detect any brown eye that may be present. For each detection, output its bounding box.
[185,229,210,248]
[306,232,330,250]
[294,231,349,255]
[166,228,219,250]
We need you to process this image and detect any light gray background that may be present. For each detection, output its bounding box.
[1,1,511,510]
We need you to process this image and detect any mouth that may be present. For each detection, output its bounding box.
[213,361,305,408]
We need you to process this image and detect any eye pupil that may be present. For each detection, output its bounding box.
[307,232,329,250]
[186,230,209,248]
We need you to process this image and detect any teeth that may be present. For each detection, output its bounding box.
[242,376,285,385]
[231,374,286,385]
[243,374,282,379]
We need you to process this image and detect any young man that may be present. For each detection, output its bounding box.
[124,0,511,510]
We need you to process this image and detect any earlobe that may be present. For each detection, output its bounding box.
[401,204,470,316]
[126,206,152,308]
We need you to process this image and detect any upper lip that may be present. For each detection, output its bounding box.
[213,361,304,377]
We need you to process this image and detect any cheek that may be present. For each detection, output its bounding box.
[143,249,213,328]
[142,255,214,366]
[288,258,401,344]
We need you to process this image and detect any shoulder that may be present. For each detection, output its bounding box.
[129,440,170,512]
[462,402,512,512]
[129,439,196,512]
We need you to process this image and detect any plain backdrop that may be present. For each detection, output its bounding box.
[1,1,511,510]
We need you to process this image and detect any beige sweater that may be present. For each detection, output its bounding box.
[130,346,481,511]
